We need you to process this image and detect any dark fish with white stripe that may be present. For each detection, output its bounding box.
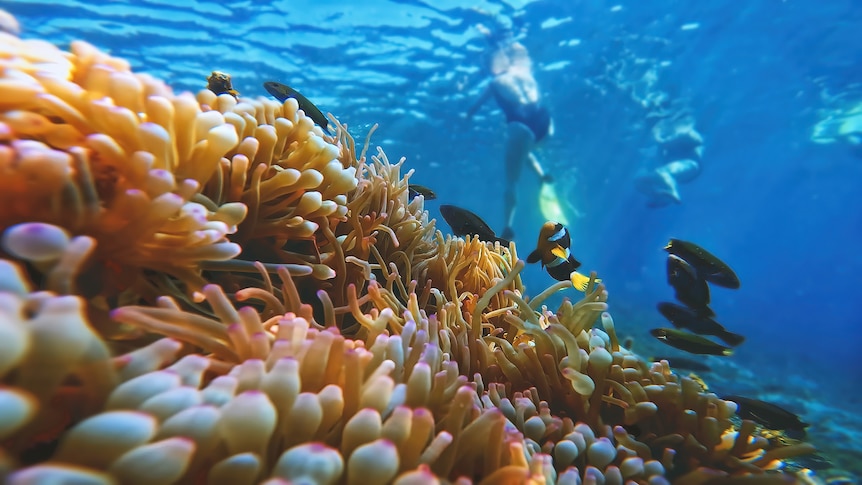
[667,254,714,316]
[657,302,745,347]
[408,184,436,200]
[650,328,733,356]
[664,238,740,289]
[264,81,331,133]
[722,395,809,439]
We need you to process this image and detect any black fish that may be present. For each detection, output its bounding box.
[666,254,713,316]
[649,328,733,356]
[722,395,809,438]
[263,81,330,133]
[664,239,740,289]
[408,184,436,200]
[439,205,510,246]
[790,453,832,471]
[657,302,745,347]
[652,355,712,373]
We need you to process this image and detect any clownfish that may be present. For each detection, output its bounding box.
[526,222,595,291]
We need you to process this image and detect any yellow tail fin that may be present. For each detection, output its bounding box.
[570,271,601,292]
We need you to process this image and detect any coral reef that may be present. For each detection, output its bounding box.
[0,13,815,484]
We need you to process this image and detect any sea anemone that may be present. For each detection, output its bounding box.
[0,10,816,484]
[0,29,245,299]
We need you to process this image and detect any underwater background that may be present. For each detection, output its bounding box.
[4,0,861,481]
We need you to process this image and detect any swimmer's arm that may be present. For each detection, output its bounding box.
[465,84,492,119]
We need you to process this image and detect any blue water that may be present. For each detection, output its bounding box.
[7,0,861,472]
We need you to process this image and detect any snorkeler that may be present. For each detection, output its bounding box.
[465,21,553,240]
[592,44,706,207]
[635,94,705,207]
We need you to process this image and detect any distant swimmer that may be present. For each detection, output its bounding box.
[810,87,862,158]
[585,39,707,207]
[466,18,555,240]
[635,108,703,207]
[635,97,705,207]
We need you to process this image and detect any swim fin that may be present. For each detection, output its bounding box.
[539,182,570,226]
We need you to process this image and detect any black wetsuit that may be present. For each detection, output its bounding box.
[492,88,551,142]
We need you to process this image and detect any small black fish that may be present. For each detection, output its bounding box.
[722,395,809,438]
[439,205,510,246]
[824,476,857,485]
[263,81,330,133]
[527,222,580,278]
[408,184,436,200]
[789,453,832,471]
[650,328,733,356]
[666,254,713,316]
[664,239,740,289]
[657,302,745,347]
[652,355,712,373]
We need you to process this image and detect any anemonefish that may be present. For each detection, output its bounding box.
[527,221,595,291]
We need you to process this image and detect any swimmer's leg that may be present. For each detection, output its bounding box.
[634,164,681,207]
[528,152,553,183]
[502,122,535,239]
[663,159,700,183]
